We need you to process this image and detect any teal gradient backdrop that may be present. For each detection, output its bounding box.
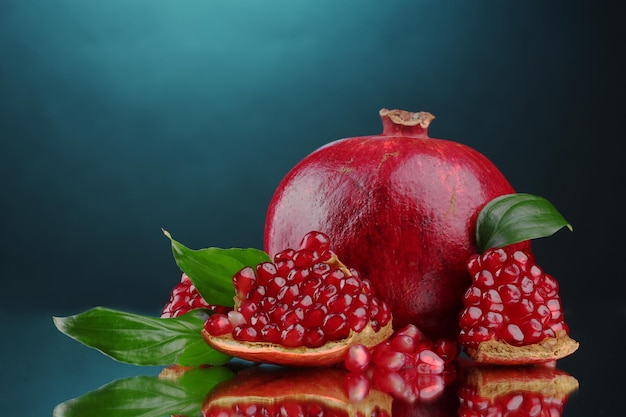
[1,2,625,417]
[0,0,622,316]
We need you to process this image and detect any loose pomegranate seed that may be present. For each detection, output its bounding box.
[345,344,371,372]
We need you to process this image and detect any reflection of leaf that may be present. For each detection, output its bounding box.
[53,366,235,417]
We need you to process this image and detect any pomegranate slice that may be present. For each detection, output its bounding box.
[201,366,393,417]
[202,231,394,366]
[459,246,579,364]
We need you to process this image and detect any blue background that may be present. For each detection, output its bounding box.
[0,1,624,415]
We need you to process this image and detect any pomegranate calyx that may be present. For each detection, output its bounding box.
[379,108,435,128]
[464,330,579,365]
[202,319,394,367]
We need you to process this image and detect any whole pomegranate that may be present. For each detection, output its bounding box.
[264,109,528,341]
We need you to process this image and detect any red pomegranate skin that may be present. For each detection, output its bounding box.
[264,110,528,341]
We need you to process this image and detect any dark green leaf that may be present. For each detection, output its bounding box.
[476,193,573,253]
[53,307,231,366]
[163,229,270,307]
[53,366,235,417]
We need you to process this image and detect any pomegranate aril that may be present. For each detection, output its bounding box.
[503,323,525,345]
[304,327,326,348]
[373,349,406,371]
[204,314,233,336]
[348,306,368,332]
[274,259,295,276]
[292,249,317,268]
[277,284,300,304]
[255,262,277,284]
[327,293,352,313]
[238,300,258,321]
[233,267,256,299]
[281,323,305,347]
[267,276,287,296]
[323,313,350,340]
[299,276,322,295]
[274,249,295,262]
[303,304,327,328]
[463,286,482,306]
[345,344,371,372]
[228,310,246,327]
[299,231,331,252]
[233,325,258,342]
[280,308,304,328]
[261,323,281,344]
[390,334,416,353]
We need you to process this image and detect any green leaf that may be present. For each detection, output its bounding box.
[476,193,573,253]
[163,229,270,307]
[53,366,235,417]
[53,307,232,366]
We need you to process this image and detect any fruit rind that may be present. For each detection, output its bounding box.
[203,320,393,367]
[464,331,579,365]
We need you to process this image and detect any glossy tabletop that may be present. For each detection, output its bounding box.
[2,299,623,417]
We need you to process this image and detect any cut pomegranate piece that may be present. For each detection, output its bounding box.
[459,246,579,364]
[202,232,394,366]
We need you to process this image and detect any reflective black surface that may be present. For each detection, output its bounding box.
[2,300,623,417]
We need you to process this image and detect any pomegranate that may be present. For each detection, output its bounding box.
[202,231,394,366]
[458,245,579,365]
[202,366,393,417]
[458,364,579,417]
[264,109,527,341]
[161,273,231,318]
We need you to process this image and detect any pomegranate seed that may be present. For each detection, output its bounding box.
[304,327,326,348]
[345,344,371,372]
[233,267,256,299]
[204,314,233,336]
[323,313,350,340]
[255,262,277,284]
[373,350,406,371]
[299,231,331,252]
[280,324,305,347]
[233,325,258,342]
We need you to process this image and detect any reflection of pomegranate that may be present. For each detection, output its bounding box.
[265,109,527,340]
[458,364,579,417]
[202,367,393,417]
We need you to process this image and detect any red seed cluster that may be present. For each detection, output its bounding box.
[204,232,392,348]
[344,324,458,403]
[161,273,231,318]
[459,247,568,347]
